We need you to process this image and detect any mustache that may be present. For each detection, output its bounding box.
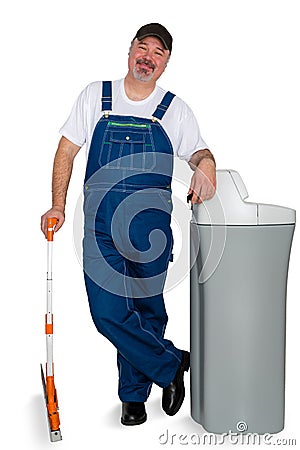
[136,58,155,70]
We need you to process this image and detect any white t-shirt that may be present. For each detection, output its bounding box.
[59,79,208,161]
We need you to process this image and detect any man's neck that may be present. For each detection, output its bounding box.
[124,73,156,101]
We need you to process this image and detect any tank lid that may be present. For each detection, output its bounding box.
[192,170,296,225]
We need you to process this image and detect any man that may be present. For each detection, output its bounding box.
[41,23,216,426]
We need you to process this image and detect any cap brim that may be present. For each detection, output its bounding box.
[137,33,169,51]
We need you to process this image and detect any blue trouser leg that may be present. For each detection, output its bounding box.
[117,353,152,402]
[117,293,170,402]
[84,272,182,400]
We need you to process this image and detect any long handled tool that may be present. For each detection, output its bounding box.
[40,217,62,442]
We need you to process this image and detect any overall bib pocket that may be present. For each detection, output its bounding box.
[98,122,156,170]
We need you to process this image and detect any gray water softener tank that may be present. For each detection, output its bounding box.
[190,169,295,434]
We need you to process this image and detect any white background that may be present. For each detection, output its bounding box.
[1,0,299,448]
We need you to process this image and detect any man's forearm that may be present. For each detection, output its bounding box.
[188,148,216,170]
[40,137,81,237]
[52,137,81,210]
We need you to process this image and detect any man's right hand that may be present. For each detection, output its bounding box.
[41,207,65,239]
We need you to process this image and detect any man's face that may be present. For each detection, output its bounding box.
[128,36,170,83]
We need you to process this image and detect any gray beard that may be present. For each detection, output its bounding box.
[133,65,154,82]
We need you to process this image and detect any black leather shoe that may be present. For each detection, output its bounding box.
[121,402,147,426]
[162,350,190,416]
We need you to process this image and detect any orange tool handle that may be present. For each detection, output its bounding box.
[47,218,58,242]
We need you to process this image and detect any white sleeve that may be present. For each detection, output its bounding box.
[59,86,88,147]
[175,104,208,162]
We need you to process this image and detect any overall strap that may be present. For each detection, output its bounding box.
[152,91,175,120]
[101,81,112,113]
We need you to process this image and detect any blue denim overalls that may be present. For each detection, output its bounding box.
[83,81,182,402]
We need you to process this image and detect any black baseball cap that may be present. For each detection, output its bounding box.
[133,23,173,54]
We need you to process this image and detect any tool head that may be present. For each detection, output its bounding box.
[40,364,62,442]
